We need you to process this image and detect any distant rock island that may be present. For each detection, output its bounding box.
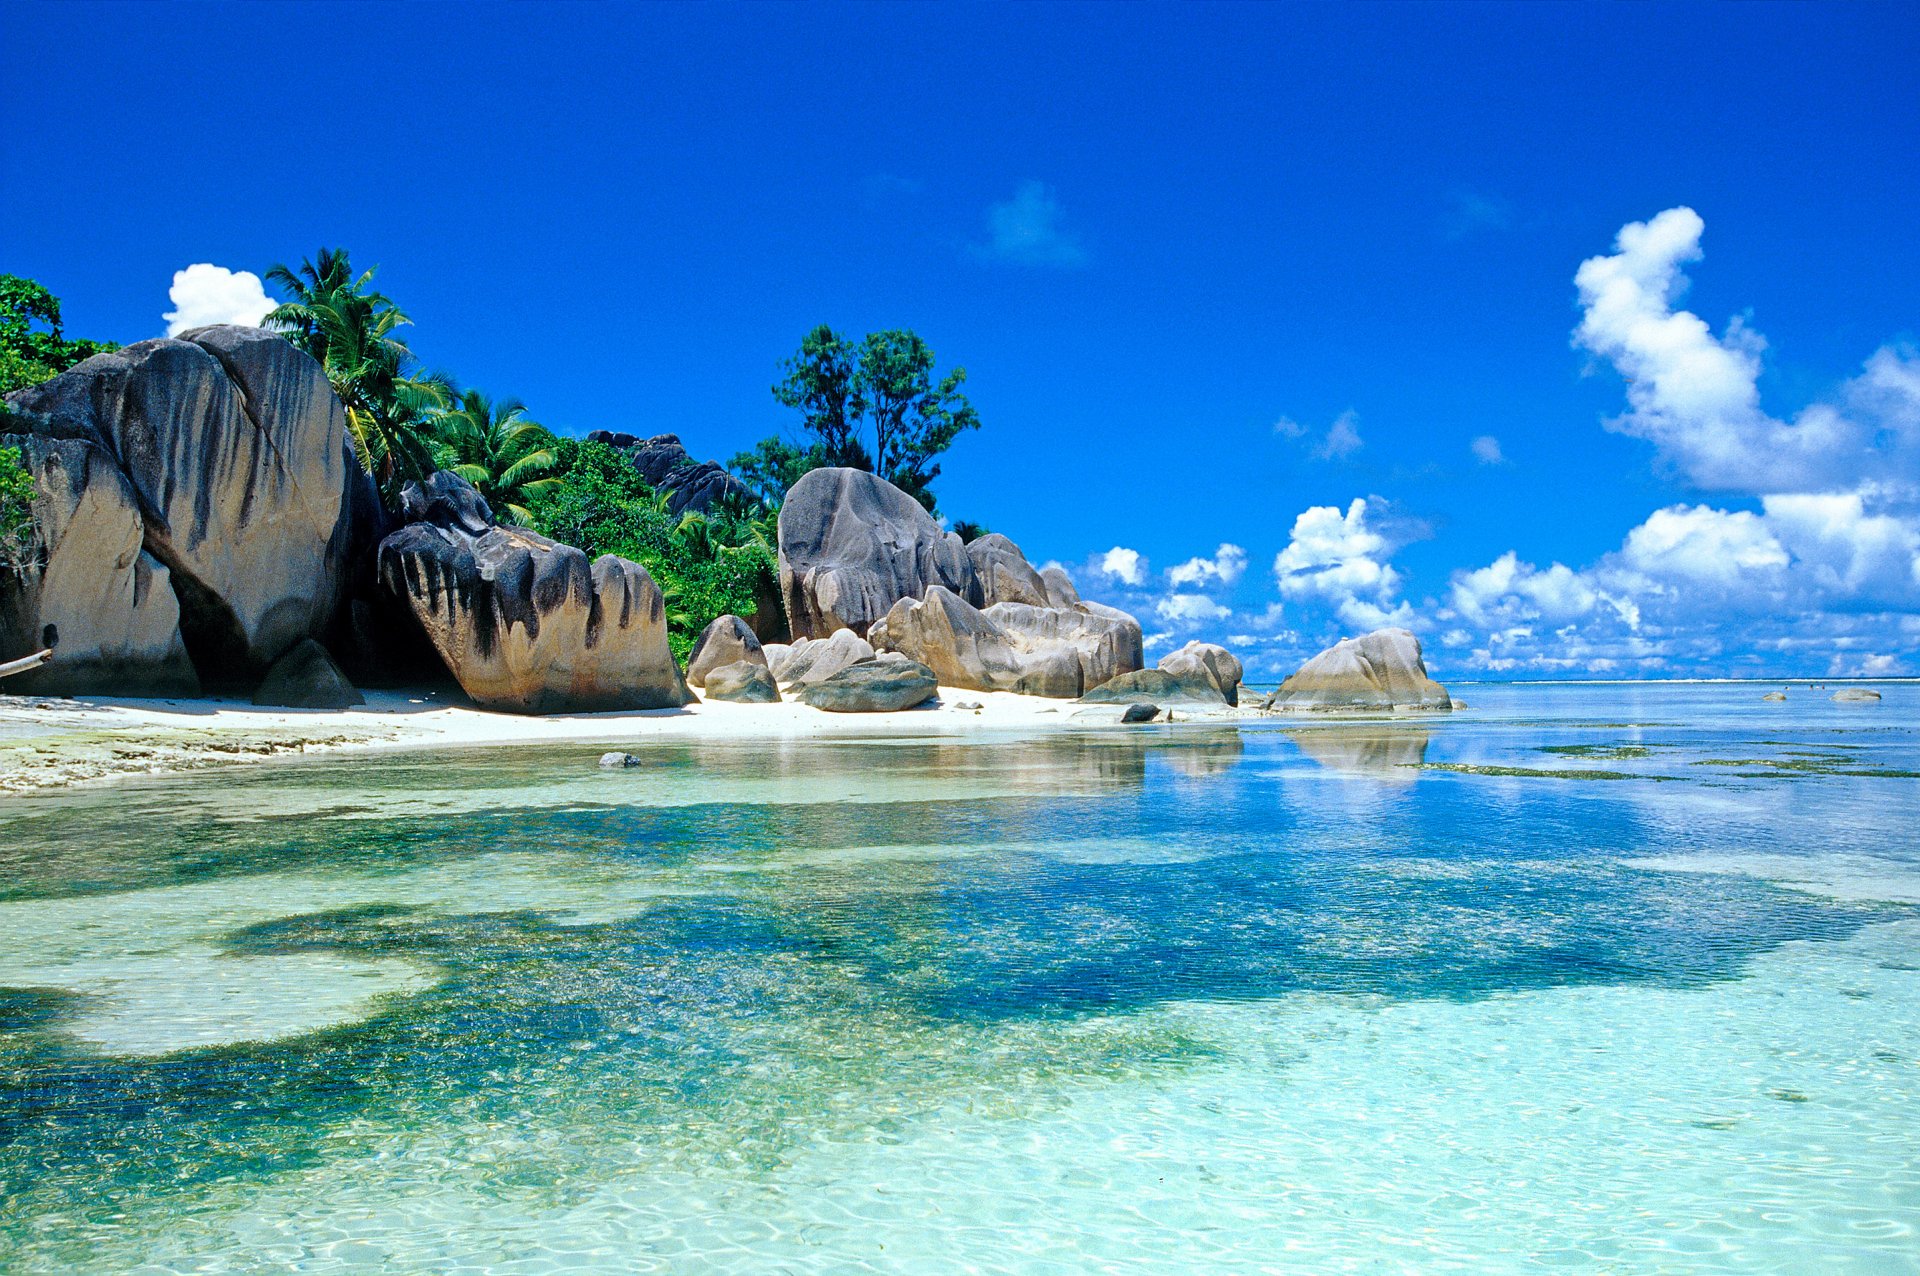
[2,327,1450,715]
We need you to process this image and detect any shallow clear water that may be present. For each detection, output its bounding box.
[1,684,1917,1273]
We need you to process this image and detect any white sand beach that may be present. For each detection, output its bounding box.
[0,686,1256,794]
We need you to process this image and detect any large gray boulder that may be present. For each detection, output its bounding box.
[685,614,766,688]
[796,653,938,712]
[1267,628,1451,712]
[1157,641,1244,707]
[3,326,373,687]
[1039,565,1082,609]
[965,533,1050,609]
[0,432,198,696]
[702,659,781,703]
[585,431,756,516]
[987,598,1143,693]
[251,638,362,709]
[770,627,875,686]
[1079,667,1226,706]
[869,586,1082,698]
[378,473,693,714]
[777,467,973,638]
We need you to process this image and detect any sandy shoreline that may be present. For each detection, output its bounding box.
[0,686,1256,795]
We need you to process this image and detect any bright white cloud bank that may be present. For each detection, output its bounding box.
[162,264,275,336]
[1070,207,1920,679]
[1573,207,1920,493]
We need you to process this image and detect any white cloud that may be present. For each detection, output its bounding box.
[1098,546,1147,586]
[1450,552,1601,627]
[163,264,275,337]
[1156,593,1231,624]
[973,181,1087,267]
[1274,499,1397,595]
[1168,543,1247,589]
[1615,504,1788,589]
[1470,435,1506,465]
[1573,207,1916,493]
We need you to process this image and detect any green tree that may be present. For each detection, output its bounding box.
[0,441,37,574]
[429,391,562,526]
[264,249,449,502]
[0,275,117,394]
[745,325,980,511]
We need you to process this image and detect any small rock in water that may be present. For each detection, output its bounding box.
[598,752,642,768]
[1763,691,1788,702]
[1832,688,1882,703]
[1120,703,1160,723]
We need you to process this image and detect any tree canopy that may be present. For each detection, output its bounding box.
[745,324,980,511]
[264,249,450,502]
[429,390,562,527]
[0,275,116,394]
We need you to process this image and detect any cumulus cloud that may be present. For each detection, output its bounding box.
[1156,593,1231,623]
[1272,498,1411,629]
[972,181,1087,267]
[1098,546,1147,586]
[163,264,275,336]
[1470,435,1506,465]
[1168,543,1247,589]
[1573,207,1919,493]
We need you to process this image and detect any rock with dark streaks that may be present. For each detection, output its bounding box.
[777,467,973,639]
[378,473,691,713]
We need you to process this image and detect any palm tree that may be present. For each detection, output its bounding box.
[430,390,563,525]
[264,249,448,502]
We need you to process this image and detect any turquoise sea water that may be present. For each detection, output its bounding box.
[1,684,1917,1273]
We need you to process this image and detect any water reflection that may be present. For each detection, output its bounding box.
[1288,726,1430,781]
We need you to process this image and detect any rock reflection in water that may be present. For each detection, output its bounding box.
[1289,726,1430,781]
[1153,728,1246,779]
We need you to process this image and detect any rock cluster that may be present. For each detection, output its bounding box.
[2,326,376,696]
[1265,628,1451,712]
[774,468,1147,699]
[584,431,756,516]
[686,614,766,688]
[377,473,691,713]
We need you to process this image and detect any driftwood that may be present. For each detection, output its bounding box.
[0,649,53,680]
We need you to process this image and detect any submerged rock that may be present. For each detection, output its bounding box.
[1762,691,1788,702]
[702,659,781,703]
[598,752,642,768]
[777,467,972,639]
[1833,688,1882,703]
[796,653,939,712]
[1266,628,1451,712]
[378,473,692,714]
[1157,641,1244,707]
[251,638,363,709]
[685,614,766,688]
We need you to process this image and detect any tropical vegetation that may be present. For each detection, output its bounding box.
[2,260,987,654]
[739,324,980,512]
[264,250,451,502]
[526,438,778,660]
[0,275,116,395]
[427,390,562,526]
[0,441,37,574]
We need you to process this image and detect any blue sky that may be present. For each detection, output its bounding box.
[5,1,1918,678]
